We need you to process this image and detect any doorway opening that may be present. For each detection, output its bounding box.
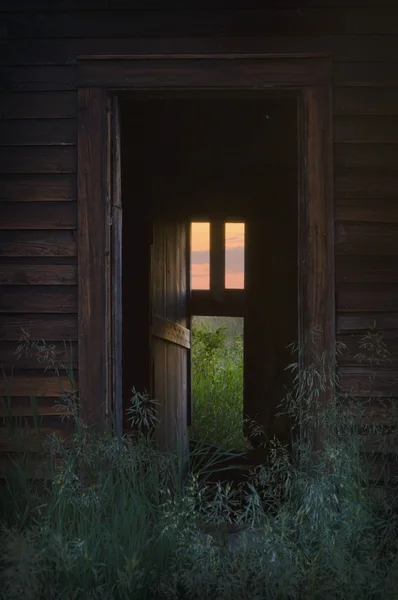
[119,90,298,459]
[190,221,246,450]
[190,315,245,451]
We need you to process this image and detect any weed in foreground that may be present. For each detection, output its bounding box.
[0,328,398,598]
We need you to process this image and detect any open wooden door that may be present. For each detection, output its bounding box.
[105,94,123,436]
[150,220,190,458]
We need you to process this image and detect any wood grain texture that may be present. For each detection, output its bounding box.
[337,284,398,313]
[334,88,398,115]
[339,367,398,397]
[151,221,189,456]
[0,263,77,285]
[190,290,245,317]
[0,119,76,145]
[0,314,77,341]
[0,374,74,397]
[0,147,76,174]
[0,396,69,417]
[338,330,398,364]
[0,174,75,201]
[77,87,107,429]
[335,169,398,198]
[335,62,398,87]
[336,256,398,284]
[3,9,398,38]
[337,313,398,333]
[335,143,398,168]
[335,199,398,223]
[0,202,76,229]
[0,341,77,370]
[335,223,398,256]
[77,56,331,88]
[152,315,190,349]
[0,231,76,257]
[0,286,77,313]
[2,0,398,10]
[0,66,75,91]
[2,35,398,66]
[299,86,335,361]
[0,92,77,119]
[335,116,398,143]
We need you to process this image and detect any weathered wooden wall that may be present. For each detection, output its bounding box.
[1,1,398,470]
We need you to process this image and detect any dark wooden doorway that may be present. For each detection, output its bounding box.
[76,55,334,455]
[120,92,298,454]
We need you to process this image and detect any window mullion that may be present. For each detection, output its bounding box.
[210,220,225,301]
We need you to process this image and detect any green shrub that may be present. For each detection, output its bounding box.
[190,318,246,450]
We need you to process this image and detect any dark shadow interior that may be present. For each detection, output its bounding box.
[120,91,298,453]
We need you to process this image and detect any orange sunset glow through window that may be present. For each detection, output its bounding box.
[191,222,210,289]
[225,222,245,289]
[191,222,245,290]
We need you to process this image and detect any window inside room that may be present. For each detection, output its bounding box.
[225,222,245,289]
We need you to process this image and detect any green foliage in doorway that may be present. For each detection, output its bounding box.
[189,317,246,451]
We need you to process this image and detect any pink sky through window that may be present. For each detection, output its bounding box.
[191,222,245,290]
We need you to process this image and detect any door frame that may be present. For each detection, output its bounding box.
[76,54,335,434]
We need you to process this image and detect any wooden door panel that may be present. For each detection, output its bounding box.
[151,220,190,454]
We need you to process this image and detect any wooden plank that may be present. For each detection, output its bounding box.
[339,367,398,397]
[298,85,335,364]
[334,88,398,115]
[338,330,398,364]
[77,87,108,429]
[0,314,77,341]
[335,199,398,223]
[0,231,76,257]
[0,147,76,174]
[0,264,77,285]
[0,375,74,397]
[190,290,245,317]
[0,202,76,229]
[3,0,397,10]
[335,116,398,143]
[335,62,398,87]
[0,92,76,119]
[4,9,398,38]
[210,220,225,301]
[2,0,398,10]
[78,57,331,88]
[109,95,123,436]
[0,66,75,91]
[336,255,398,284]
[0,174,75,201]
[335,223,398,256]
[337,283,398,313]
[0,418,73,453]
[335,143,398,168]
[0,286,77,313]
[335,169,398,198]
[0,119,75,146]
[1,35,398,66]
[337,313,398,333]
[152,314,190,349]
[0,397,69,417]
[0,341,77,370]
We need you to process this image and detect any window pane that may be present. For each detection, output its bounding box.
[191,222,210,290]
[225,223,245,289]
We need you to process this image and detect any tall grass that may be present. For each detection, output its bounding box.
[189,317,246,450]
[1,327,398,599]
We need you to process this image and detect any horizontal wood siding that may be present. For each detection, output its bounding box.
[1,5,397,453]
